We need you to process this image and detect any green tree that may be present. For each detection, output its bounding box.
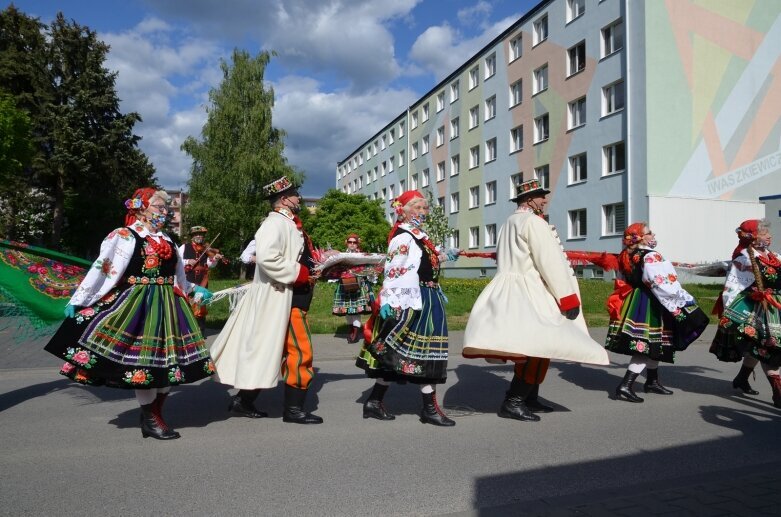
[182,49,299,264]
[304,189,390,252]
[423,190,454,248]
[0,92,33,239]
[0,6,156,254]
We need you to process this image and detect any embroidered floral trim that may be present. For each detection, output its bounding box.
[94,258,117,278]
[398,359,423,375]
[168,367,185,383]
[203,360,216,375]
[628,340,648,354]
[124,369,153,386]
[386,266,412,278]
[644,253,663,263]
[64,347,98,369]
[126,275,175,285]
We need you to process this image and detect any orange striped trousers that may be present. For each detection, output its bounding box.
[281,308,315,389]
[513,357,550,385]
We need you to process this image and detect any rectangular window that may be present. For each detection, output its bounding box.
[469,226,479,248]
[436,126,445,147]
[510,80,522,107]
[485,181,497,205]
[388,184,395,199]
[568,209,587,238]
[381,135,387,150]
[422,135,429,155]
[534,165,549,188]
[373,167,378,181]
[411,142,419,160]
[411,111,418,129]
[449,230,459,249]
[602,20,624,57]
[437,161,446,181]
[568,96,586,129]
[484,95,496,121]
[469,66,479,89]
[469,146,480,169]
[603,81,625,115]
[603,141,626,175]
[469,186,480,208]
[484,53,496,79]
[450,155,460,176]
[509,34,522,61]
[399,179,405,192]
[566,0,585,22]
[569,152,588,183]
[373,141,378,155]
[436,92,445,112]
[422,168,430,187]
[399,121,405,137]
[603,203,626,236]
[411,174,418,190]
[388,156,394,173]
[381,161,387,176]
[534,114,549,143]
[358,154,363,166]
[533,64,548,94]
[357,176,362,189]
[381,188,386,200]
[398,150,405,166]
[485,224,497,247]
[485,138,497,163]
[437,196,445,208]
[422,103,429,122]
[533,15,548,46]
[510,125,524,153]
[365,172,371,185]
[567,41,586,76]
[389,129,395,144]
[510,172,524,192]
[450,80,459,102]
[450,193,460,213]
[469,105,479,129]
[450,117,459,139]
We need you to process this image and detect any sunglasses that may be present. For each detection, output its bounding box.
[347,240,358,244]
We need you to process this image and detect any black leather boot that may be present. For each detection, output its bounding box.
[347,326,361,344]
[644,368,673,395]
[152,392,181,438]
[140,402,180,440]
[733,366,759,395]
[615,371,644,403]
[499,376,540,421]
[363,383,395,420]
[768,375,781,409]
[525,384,554,413]
[283,385,323,424]
[229,389,268,418]
[420,391,455,426]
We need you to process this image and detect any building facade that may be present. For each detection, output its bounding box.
[336,0,781,277]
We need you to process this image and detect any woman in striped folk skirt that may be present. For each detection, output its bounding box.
[710,219,781,407]
[44,188,215,440]
[356,190,457,426]
[605,223,708,402]
[332,234,373,343]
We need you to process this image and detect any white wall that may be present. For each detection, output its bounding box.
[648,196,765,263]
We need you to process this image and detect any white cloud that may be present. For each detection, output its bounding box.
[457,1,493,27]
[409,14,519,81]
[272,76,417,195]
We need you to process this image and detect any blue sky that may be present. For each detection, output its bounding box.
[7,0,539,196]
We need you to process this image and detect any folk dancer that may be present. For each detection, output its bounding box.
[332,234,373,343]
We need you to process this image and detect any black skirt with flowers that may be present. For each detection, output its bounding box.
[44,230,215,389]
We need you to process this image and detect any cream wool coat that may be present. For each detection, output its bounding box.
[463,210,609,365]
[210,211,305,389]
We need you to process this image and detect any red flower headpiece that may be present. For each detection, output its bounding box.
[124,187,157,226]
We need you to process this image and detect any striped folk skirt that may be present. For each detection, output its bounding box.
[332,279,373,315]
[356,285,448,384]
[44,284,215,388]
[710,288,781,366]
[605,288,708,364]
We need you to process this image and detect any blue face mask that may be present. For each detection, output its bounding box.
[409,213,427,227]
[149,212,168,230]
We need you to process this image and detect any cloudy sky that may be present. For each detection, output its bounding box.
[9,0,538,196]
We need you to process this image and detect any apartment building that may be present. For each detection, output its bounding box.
[336,0,781,276]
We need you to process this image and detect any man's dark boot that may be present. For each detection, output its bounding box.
[733,366,759,395]
[498,375,540,421]
[363,383,395,420]
[420,391,455,426]
[140,402,180,440]
[283,385,323,424]
[229,389,268,418]
[644,368,673,395]
[615,371,644,402]
[767,375,781,409]
[525,384,554,413]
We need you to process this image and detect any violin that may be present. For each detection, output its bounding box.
[205,247,230,265]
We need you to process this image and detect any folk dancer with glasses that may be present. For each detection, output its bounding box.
[211,176,323,424]
[44,188,215,440]
[178,225,222,333]
[605,223,709,402]
[463,179,608,422]
[332,234,374,343]
[710,219,781,407]
[356,190,459,426]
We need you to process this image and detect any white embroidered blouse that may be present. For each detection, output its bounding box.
[637,246,695,312]
[379,223,431,311]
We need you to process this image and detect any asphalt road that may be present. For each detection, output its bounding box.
[1,325,780,516]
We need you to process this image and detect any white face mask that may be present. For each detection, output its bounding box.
[646,239,657,249]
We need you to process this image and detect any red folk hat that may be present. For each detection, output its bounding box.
[733,219,760,259]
